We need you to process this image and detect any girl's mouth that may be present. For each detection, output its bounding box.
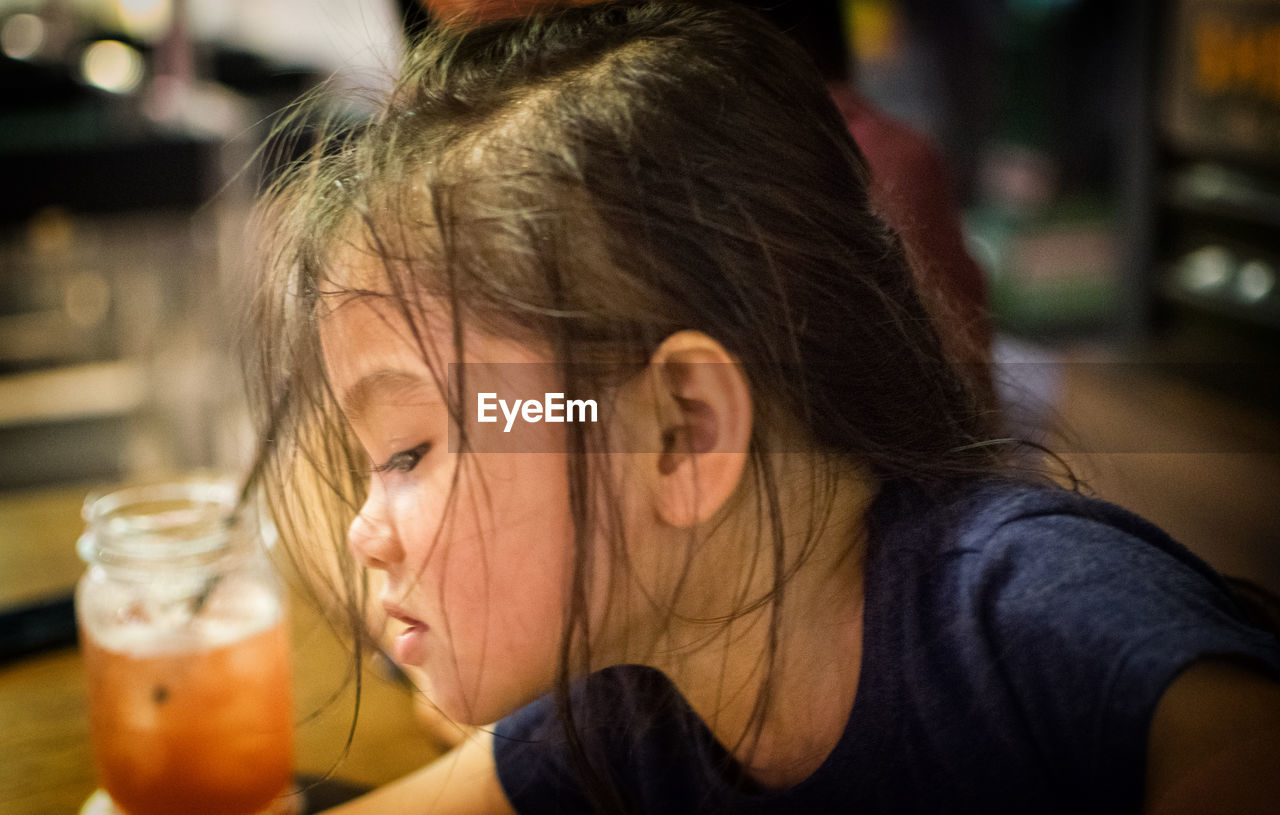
[383,603,430,665]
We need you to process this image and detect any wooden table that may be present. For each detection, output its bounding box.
[0,485,445,815]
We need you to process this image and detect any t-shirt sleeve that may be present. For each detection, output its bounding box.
[974,509,1280,806]
[493,696,593,815]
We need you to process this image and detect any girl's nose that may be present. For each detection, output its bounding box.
[347,487,402,571]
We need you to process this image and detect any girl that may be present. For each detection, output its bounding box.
[251,2,1280,812]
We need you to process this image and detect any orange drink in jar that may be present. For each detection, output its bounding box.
[76,477,296,815]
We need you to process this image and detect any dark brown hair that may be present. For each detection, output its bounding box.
[250,1,1015,809]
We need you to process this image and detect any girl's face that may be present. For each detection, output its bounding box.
[320,286,578,725]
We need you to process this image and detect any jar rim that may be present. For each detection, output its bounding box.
[82,476,236,521]
[78,474,246,569]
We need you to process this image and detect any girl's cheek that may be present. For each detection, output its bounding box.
[389,483,441,543]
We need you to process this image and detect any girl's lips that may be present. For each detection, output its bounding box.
[383,602,426,628]
[383,602,430,665]
[393,622,429,665]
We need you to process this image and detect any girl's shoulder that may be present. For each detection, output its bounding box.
[853,478,1280,811]
[873,476,1200,570]
[870,474,1280,687]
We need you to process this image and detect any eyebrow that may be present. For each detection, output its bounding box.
[338,368,441,422]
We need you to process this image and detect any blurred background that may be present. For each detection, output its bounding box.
[1,0,1278,649]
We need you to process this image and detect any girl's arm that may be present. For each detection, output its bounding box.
[322,729,516,815]
[1144,658,1280,814]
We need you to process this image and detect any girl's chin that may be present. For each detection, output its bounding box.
[429,695,503,730]
[425,678,545,730]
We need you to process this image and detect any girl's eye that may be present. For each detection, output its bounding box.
[372,443,431,474]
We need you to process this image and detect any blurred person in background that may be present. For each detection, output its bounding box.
[733,0,992,371]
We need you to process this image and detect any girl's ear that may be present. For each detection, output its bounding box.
[646,331,752,528]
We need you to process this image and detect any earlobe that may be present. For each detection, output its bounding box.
[648,331,752,528]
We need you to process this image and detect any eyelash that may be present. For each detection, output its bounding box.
[371,443,432,474]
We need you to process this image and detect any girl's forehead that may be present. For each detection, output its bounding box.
[320,297,563,439]
[315,219,557,375]
[318,278,551,373]
[319,295,453,427]
[317,290,455,399]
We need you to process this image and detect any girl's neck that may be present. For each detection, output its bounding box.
[652,461,876,789]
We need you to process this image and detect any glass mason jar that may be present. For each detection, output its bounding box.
[75,475,296,815]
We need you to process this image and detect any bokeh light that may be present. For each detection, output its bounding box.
[0,13,45,61]
[80,39,145,95]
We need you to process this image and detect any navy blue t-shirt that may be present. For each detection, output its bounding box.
[493,480,1280,813]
